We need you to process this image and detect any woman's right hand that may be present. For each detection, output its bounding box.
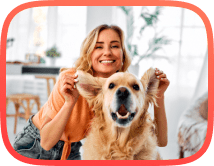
[60,73,79,104]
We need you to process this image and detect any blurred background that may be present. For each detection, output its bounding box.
[6,6,208,160]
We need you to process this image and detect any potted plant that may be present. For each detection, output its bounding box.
[119,6,171,76]
[46,45,61,66]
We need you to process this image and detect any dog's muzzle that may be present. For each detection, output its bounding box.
[116,87,130,100]
[111,87,136,126]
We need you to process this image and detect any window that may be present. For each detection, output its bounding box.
[131,6,207,98]
[6,6,87,67]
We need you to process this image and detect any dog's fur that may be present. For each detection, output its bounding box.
[76,68,161,160]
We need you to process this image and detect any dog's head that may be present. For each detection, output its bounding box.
[76,68,159,128]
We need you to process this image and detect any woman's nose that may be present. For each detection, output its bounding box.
[103,47,112,56]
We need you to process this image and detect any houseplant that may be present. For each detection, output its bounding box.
[118,6,171,76]
[46,45,61,66]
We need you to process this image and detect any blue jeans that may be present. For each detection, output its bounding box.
[13,116,82,160]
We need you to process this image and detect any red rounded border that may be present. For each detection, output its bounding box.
[1,0,213,166]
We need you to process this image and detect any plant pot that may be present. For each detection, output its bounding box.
[49,58,56,66]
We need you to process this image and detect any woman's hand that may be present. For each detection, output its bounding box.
[155,68,170,98]
[154,68,169,147]
[61,73,79,104]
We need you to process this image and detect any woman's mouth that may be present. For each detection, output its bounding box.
[100,60,115,64]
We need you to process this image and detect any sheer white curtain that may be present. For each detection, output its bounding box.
[6,8,34,61]
[47,7,58,49]
[192,50,208,102]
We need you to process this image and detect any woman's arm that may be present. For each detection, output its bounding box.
[40,73,79,151]
[154,68,170,147]
[40,102,76,151]
[154,96,168,147]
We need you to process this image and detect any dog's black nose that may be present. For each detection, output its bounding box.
[116,87,129,99]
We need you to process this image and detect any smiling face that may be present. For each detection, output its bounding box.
[91,29,123,78]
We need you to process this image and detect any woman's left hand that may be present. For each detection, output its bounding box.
[155,68,170,98]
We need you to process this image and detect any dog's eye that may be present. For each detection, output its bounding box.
[109,83,115,89]
[133,84,140,91]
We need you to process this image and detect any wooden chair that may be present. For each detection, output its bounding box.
[6,93,40,134]
[35,75,56,97]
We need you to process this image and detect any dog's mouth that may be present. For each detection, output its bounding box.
[111,104,136,126]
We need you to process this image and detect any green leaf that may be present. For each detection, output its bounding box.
[46,45,61,58]
[118,6,131,15]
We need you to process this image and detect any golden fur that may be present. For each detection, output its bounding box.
[76,68,161,160]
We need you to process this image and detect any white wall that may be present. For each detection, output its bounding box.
[86,6,126,34]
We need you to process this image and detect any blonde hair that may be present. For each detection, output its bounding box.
[61,24,131,74]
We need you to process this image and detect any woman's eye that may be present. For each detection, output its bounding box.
[95,46,102,49]
[133,84,140,91]
[109,83,115,89]
[111,45,119,48]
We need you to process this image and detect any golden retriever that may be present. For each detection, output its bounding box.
[76,68,161,160]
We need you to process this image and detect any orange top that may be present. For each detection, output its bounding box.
[33,68,94,160]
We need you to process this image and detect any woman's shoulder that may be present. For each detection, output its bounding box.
[59,67,76,76]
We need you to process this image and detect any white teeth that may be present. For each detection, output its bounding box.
[116,112,130,119]
[100,60,114,63]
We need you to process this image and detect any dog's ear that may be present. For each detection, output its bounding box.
[76,70,106,106]
[140,68,160,105]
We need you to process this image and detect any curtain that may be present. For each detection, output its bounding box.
[192,50,208,102]
[6,8,34,61]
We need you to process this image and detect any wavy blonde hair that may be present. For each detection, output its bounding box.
[61,24,131,75]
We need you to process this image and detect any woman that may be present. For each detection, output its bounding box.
[13,24,169,160]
